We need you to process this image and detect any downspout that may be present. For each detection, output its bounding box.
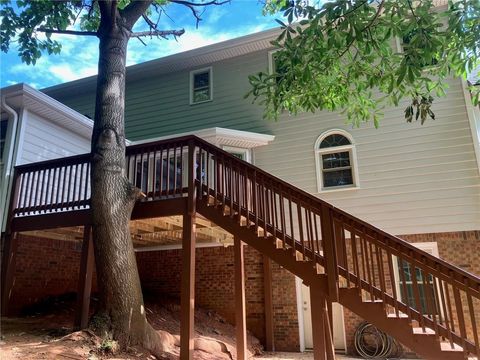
[0,95,19,233]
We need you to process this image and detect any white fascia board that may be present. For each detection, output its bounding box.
[1,83,93,138]
[129,127,275,149]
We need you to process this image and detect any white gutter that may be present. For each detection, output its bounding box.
[0,95,19,232]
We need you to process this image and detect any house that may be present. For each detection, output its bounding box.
[1,26,480,360]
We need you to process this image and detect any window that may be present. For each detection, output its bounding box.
[314,130,359,192]
[401,29,438,67]
[394,243,442,317]
[222,146,251,163]
[268,50,288,86]
[190,67,212,104]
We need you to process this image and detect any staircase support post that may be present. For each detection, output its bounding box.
[263,255,275,351]
[74,225,94,329]
[1,231,18,316]
[234,237,247,360]
[321,206,338,302]
[310,285,326,360]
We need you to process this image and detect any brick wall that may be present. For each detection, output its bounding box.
[136,244,300,351]
[8,234,84,313]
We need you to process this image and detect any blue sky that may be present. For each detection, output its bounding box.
[0,1,281,89]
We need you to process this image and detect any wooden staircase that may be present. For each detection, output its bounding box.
[5,135,480,359]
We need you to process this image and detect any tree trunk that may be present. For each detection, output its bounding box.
[90,10,171,357]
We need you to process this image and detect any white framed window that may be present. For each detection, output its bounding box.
[393,242,443,318]
[222,146,251,163]
[314,129,359,192]
[190,67,212,105]
[268,50,287,85]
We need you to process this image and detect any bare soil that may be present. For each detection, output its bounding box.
[0,295,262,359]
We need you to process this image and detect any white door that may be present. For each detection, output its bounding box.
[301,284,346,350]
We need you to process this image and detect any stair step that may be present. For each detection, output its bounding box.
[440,342,463,352]
[362,298,383,303]
[412,327,436,335]
[387,312,409,319]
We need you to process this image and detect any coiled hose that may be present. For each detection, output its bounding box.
[354,321,403,358]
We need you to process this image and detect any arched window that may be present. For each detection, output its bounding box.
[314,130,359,192]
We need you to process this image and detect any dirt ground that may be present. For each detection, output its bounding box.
[0,296,262,360]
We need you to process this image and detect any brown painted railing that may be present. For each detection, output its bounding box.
[8,135,480,358]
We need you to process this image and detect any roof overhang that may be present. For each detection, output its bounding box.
[130,127,275,149]
[1,83,93,139]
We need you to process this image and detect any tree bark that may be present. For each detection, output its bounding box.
[90,5,170,356]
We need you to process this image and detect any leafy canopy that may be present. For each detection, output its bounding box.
[249,0,480,127]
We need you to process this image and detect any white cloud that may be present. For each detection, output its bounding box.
[49,63,98,82]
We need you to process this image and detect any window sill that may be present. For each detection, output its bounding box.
[318,185,360,194]
[189,98,213,106]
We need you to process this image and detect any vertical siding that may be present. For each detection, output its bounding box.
[18,110,90,165]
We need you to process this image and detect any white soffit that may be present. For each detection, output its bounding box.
[130,127,275,149]
[1,83,93,139]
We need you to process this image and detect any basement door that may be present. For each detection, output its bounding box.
[301,284,346,351]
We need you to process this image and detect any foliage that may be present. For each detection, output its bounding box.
[249,0,480,126]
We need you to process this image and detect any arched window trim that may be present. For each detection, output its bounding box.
[314,129,360,192]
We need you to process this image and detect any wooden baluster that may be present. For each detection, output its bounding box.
[358,232,368,298]
[410,262,425,331]
[221,156,226,214]
[362,234,373,301]
[38,169,46,212]
[43,168,52,212]
[229,160,234,218]
[444,282,457,347]
[375,243,387,307]
[252,171,257,231]
[28,171,37,214]
[288,193,295,256]
[214,154,219,206]
[243,166,249,227]
[421,268,438,336]
[84,162,90,207]
[453,286,468,356]
[51,167,58,211]
[74,164,81,209]
[152,147,158,199]
[350,230,361,293]
[398,257,411,319]
[72,164,79,208]
[166,146,170,196]
[385,240,399,317]
[206,149,210,199]
[174,145,178,196]
[297,204,305,260]
[368,240,377,299]
[159,148,164,197]
[236,166,241,222]
[336,219,350,287]
[65,165,73,210]
[313,213,320,260]
[438,277,453,346]
[271,187,277,241]
[305,208,314,258]
[262,177,268,239]
[466,292,479,357]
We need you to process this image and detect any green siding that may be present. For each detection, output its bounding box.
[46,50,274,141]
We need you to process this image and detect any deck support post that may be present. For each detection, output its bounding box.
[310,285,334,360]
[263,255,274,351]
[181,212,196,360]
[74,225,94,329]
[181,139,197,360]
[1,232,19,316]
[234,237,247,360]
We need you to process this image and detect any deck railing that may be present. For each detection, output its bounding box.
[8,135,480,358]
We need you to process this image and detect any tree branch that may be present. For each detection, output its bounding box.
[37,28,97,36]
[130,29,185,39]
[169,0,230,27]
[122,0,154,29]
